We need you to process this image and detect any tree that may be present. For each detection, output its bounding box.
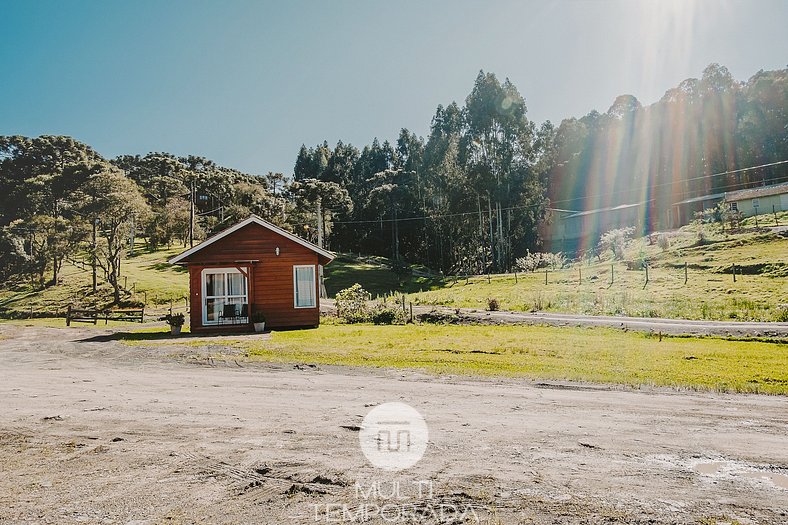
[288,178,352,249]
[80,167,150,303]
[0,135,107,284]
[366,168,417,261]
[0,135,103,225]
[460,71,540,271]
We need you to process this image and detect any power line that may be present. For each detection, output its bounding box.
[326,159,788,225]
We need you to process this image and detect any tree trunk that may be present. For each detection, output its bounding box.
[92,219,97,293]
[111,259,121,304]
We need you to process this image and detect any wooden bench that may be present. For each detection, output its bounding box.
[66,306,99,326]
[103,308,145,324]
[66,306,145,326]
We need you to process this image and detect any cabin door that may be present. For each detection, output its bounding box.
[201,268,249,325]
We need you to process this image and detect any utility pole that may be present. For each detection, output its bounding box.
[487,195,494,272]
[478,196,486,274]
[316,197,324,249]
[189,180,195,247]
[391,205,400,261]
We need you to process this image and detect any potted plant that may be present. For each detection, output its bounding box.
[251,311,266,333]
[161,313,185,335]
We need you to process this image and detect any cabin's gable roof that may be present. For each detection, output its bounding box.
[168,215,335,265]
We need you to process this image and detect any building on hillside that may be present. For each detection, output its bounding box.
[669,192,725,228]
[168,215,334,332]
[542,201,650,254]
[723,181,788,218]
[668,181,788,227]
[539,208,577,252]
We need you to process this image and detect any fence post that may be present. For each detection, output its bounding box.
[611,264,614,285]
[732,263,736,282]
[578,268,582,285]
[66,305,71,326]
[514,271,518,284]
[684,262,688,285]
[544,269,548,285]
[487,273,491,284]
[409,302,413,323]
[643,264,649,289]
[774,205,779,226]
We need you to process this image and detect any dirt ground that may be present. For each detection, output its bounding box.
[1,324,787,524]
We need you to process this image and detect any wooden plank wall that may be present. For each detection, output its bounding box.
[186,223,322,329]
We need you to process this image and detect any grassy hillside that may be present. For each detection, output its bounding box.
[323,254,445,297]
[1,216,786,321]
[0,243,190,318]
[412,218,788,322]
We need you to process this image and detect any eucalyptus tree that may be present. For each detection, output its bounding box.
[459,71,540,271]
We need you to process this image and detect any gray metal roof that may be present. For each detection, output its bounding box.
[565,201,648,219]
[724,181,788,202]
[672,192,725,206]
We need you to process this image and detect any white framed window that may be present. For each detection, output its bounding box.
[201,268,248,325]
[293,265,316,308]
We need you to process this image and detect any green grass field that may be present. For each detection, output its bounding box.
[122,322,788,394]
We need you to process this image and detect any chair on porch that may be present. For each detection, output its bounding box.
[218,303,249,325]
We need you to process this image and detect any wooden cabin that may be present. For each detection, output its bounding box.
[168,215,335,332]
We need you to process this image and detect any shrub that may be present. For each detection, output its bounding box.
[657,234,670,251]
[251,311,266,324]
[371,306,406,325]
[543,252,566,270]
[777,305,788,323]
[598,227,634,260]
[335,283,371,323]
[487,298,499,311]
[515,251,542,272]
[160,313,185,327]
[515,251,566,272]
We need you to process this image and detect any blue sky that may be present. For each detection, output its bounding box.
[1,0,786,175]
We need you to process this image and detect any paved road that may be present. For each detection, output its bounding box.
[322,300,788,337]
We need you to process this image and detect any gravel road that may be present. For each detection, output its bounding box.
[320,299,788,337]
[412,305,788,337]
[1,324,787,524]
